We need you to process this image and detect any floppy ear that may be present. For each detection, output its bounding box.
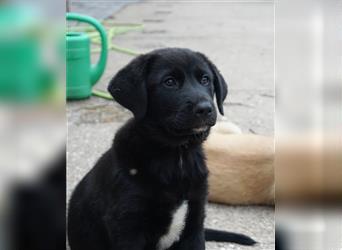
[107,54,152,120]
[197,53,228,115]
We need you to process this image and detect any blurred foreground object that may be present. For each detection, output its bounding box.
[0,5,58,102]
[0,1,65,250]
[205,125,274,205]
[0,6,52,102]
[0,105,66,250]
[277,133,342,203]
[276,0,342,204]
[10,150,66,250]
[276,0,342,249]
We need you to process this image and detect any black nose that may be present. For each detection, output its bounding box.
[194,101,213,117]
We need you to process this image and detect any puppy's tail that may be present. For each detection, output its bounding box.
[205,228,257,246]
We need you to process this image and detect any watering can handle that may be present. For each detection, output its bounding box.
[67,13,108,86]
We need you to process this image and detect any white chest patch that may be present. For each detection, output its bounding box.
[157,201,188,250]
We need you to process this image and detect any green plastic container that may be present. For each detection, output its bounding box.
[66,13,108,99]
[0,6,52,102]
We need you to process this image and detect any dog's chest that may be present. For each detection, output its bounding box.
[157,201,188,250]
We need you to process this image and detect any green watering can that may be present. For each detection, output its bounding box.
[66,13,108,99]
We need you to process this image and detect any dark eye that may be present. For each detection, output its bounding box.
[163,77,178,88]
[200,75,210,86]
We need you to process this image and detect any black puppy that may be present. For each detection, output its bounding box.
[68,48,256,250]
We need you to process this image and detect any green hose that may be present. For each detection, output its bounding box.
[92,89,113,100]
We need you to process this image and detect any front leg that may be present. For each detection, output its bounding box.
[104,209,147,250]
[109,236,146,250]
[169,200,206,250]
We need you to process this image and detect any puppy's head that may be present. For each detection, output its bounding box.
[108,48,227,141]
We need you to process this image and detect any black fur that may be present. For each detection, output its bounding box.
[68,48,255,250]
[205,229,256,245]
